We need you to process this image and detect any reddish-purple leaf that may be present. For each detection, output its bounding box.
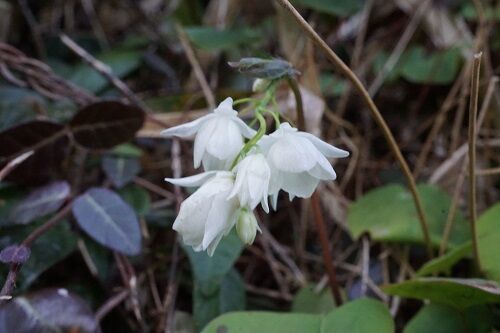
[9,181,71,225]
[0,288,101,333]
[69,101,144,150]
[0,121,65,164]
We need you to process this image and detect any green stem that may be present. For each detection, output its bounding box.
[230,112,267,170]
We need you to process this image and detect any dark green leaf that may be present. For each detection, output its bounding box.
[477,203,500,282]
[202,298,393,333]
[118,185,151,216]
[383,278,500,310]
[101,156,140,188]
[70,50,141,94]
[416,242,472,277]
[184,26,260,51]
[0,288,101,333]
[69,101,144,150]
[291,284,334,314]
[194,269,246,330]
[72,188,142,255]
[347,184,470,248]
[0,220,77,290]
[183,231,244,330]
[320,298,394,333]
[400,47,461,85]
[202,311,321,333]
[292,0,363,17]
[9,181,70,225]
[403,304,493,333]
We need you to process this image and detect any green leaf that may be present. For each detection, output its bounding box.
[347,184,470,248]
[291,284,334,314]
[403,304,493,333]
[383,278,500,310]
[292,0,363,17]
[202,298,393,333]
[202,312,321,333]
[183,231,244,294]
[110,144,143,158]
[400,47,461,85]
[0,220,77,290]
[183,232,245,330]
[70,49,141,93]
[194,268,246,330]
[118,185,151,216]
[416,242,472,277]
[321,298,393,333]
[184,26,260,51]
[477,203,500,282]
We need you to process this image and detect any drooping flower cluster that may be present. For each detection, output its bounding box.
[162,97,348,256]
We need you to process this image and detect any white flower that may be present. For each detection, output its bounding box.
[161,97,256,171]
[228,153,271,212]
[259,123,349,208]
[165,171,239,256]
[235,208,261,245]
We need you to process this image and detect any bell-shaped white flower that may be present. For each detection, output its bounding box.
[165,171,239,256]
[161,97,256,171]
[259,123,349,208]
[235,208,261,245]
[228,153,271,213]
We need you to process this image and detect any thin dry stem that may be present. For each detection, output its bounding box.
[468,53,482,270]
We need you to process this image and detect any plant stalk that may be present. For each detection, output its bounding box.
[274,0,433,258]
[468,53,482,270]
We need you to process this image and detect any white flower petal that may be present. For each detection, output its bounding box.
[161,114,214,138]
[214,97,237,116]
[268,135,316,173]
[281,171,320,198]
[233,117,257,138]
[298,132,349,158]
[206,119,243,161]
[193,119,217,168]
[202,194,238,251]
[165,171,218,187]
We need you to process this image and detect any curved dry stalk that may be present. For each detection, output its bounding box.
[274,0,433,257]
[468,53,482,270]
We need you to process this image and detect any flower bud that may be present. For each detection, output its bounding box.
[252,78,269,93]
[236,209,261,245]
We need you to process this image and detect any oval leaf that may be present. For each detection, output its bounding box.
[0,120,65,164]
[0,288,101,333]
[403,304,493,333]
[477,203,500,282]
[202,311,321,333]
[383,278,500,310]
[0,245,30,264]
[347,184,470,248]
[101,156,140,188]
[72,188,141,255]
[320,298,394,333]
[416,242,472,277]
[69,101,144,150]
[9,181,70,225]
